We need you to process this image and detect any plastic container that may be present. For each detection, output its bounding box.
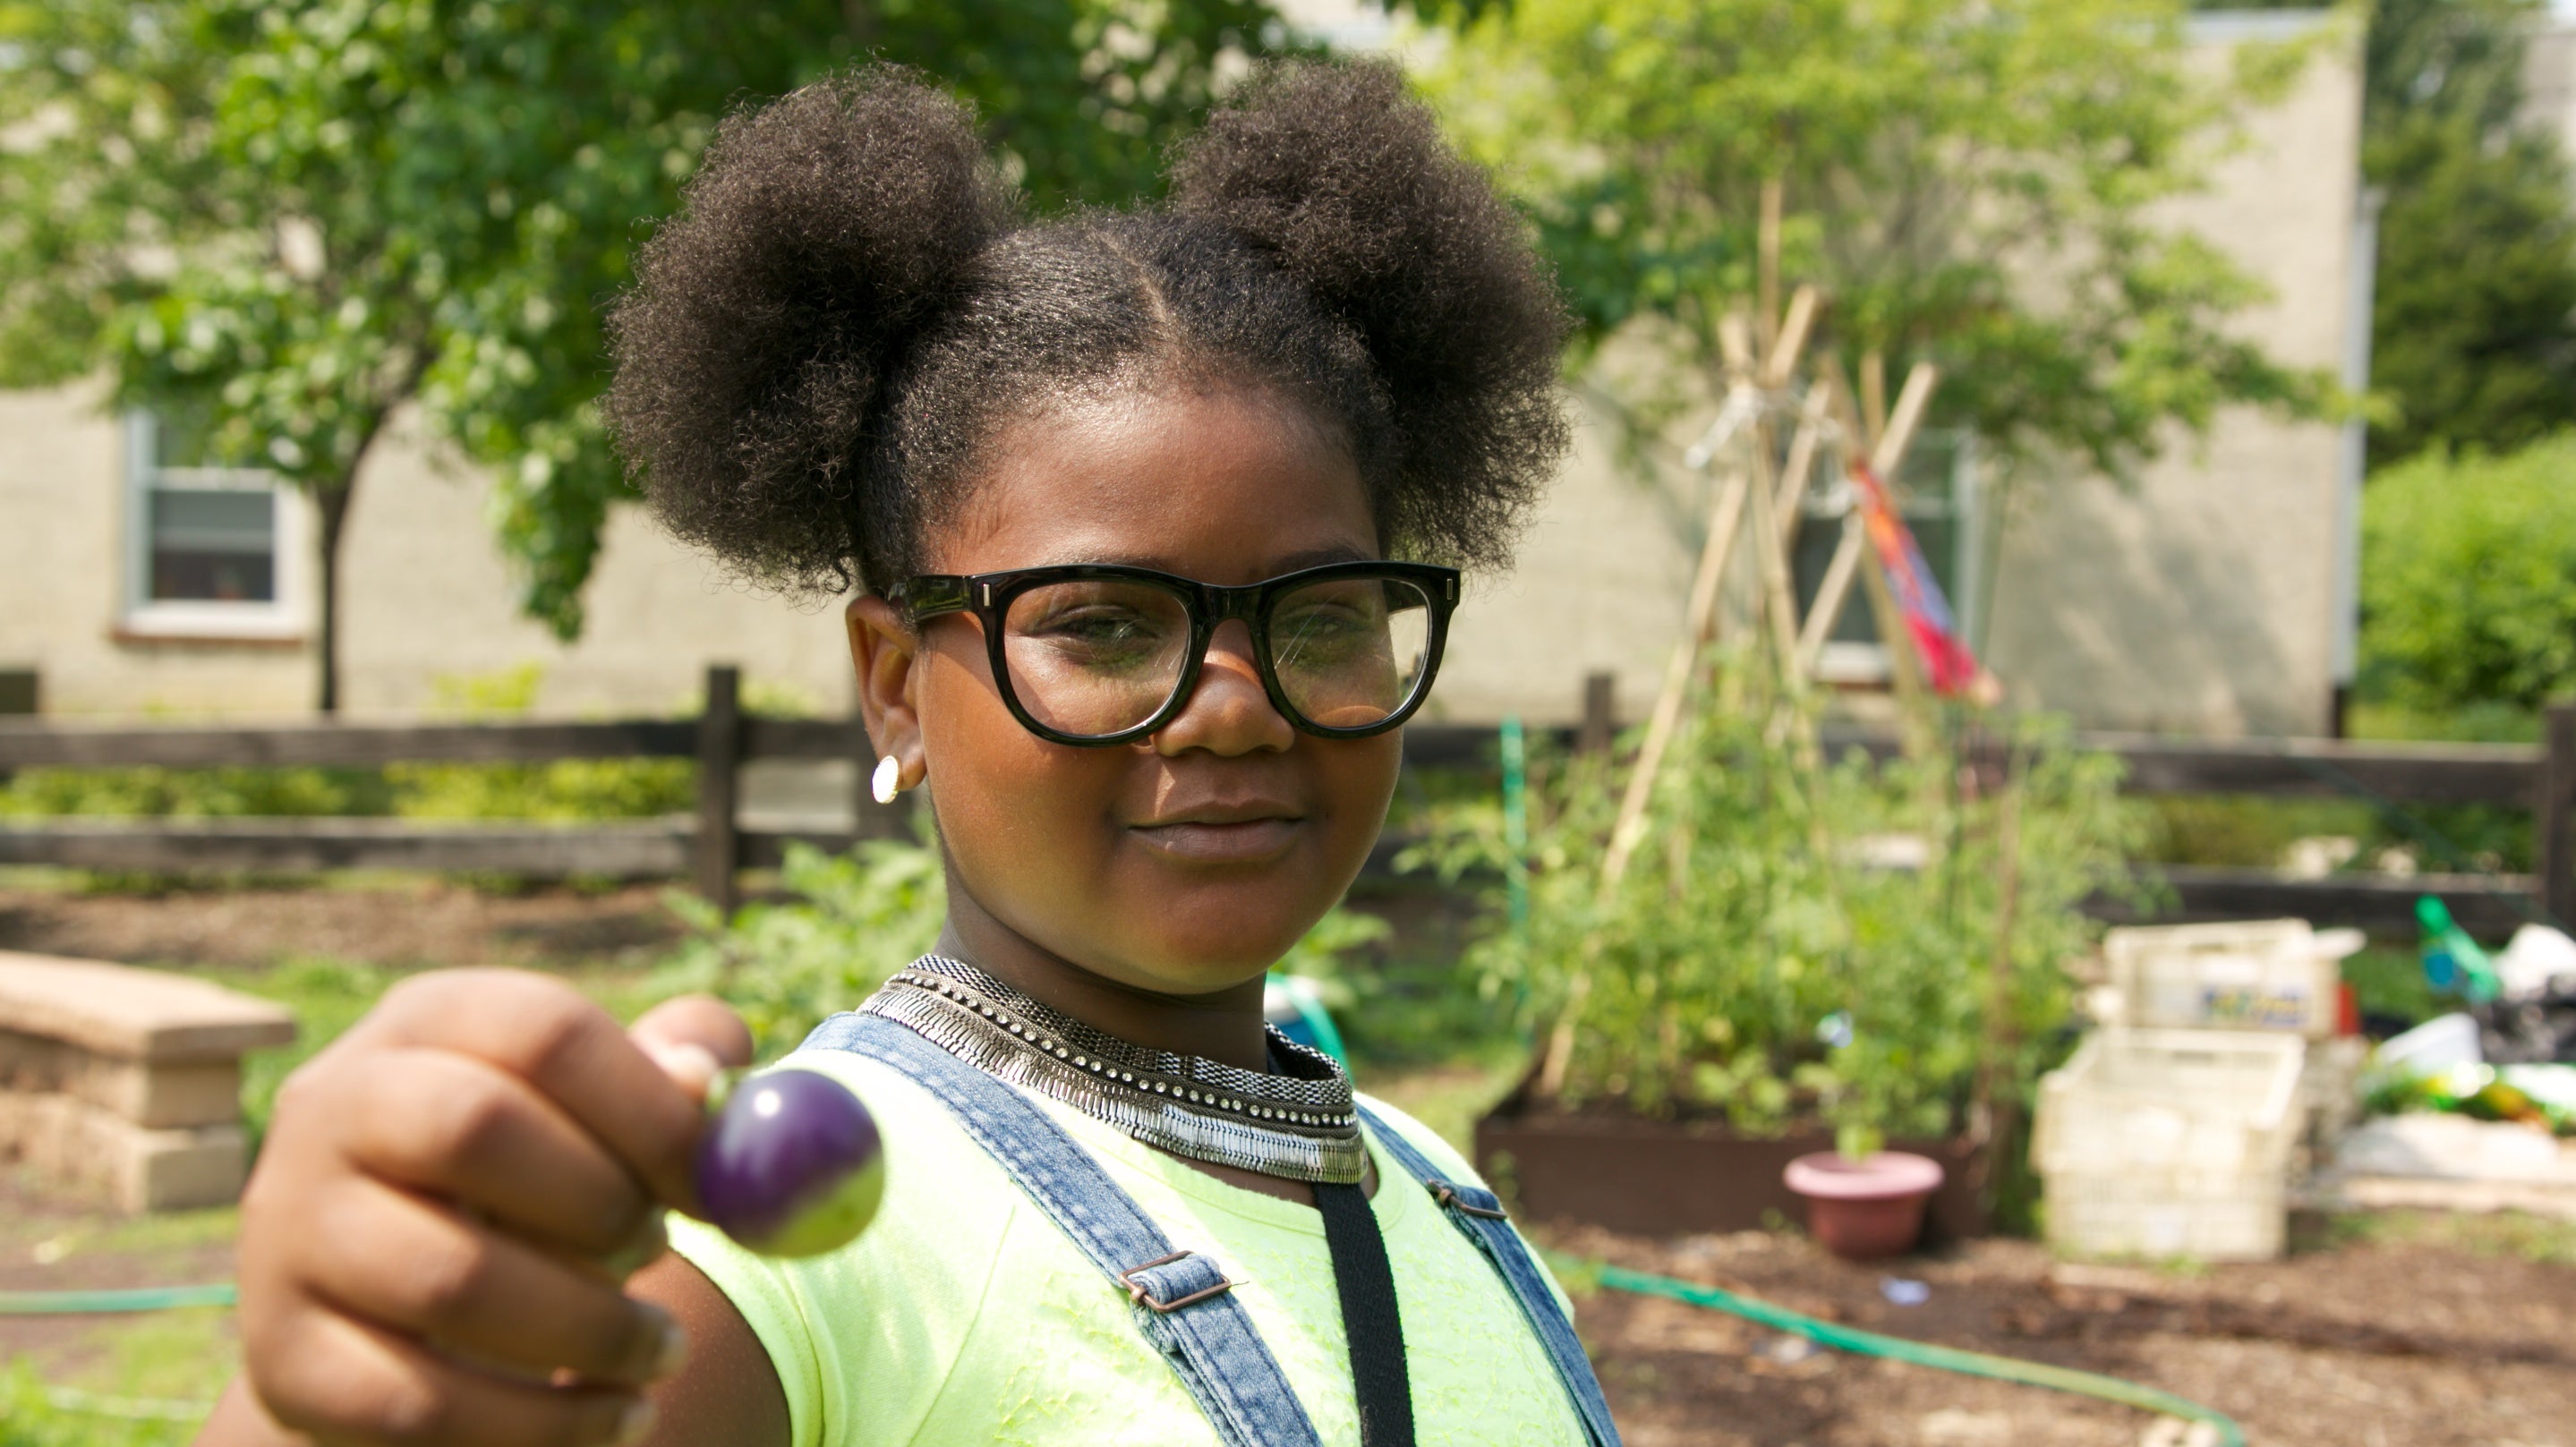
[2103,919,2347,1038]
[2033,1028,2307,1261]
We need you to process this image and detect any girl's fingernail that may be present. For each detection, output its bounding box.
[614,1400,658,1446]
[644,1041,724,1099]
[606,1209,670,1278]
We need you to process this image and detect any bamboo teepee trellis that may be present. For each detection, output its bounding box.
[1532,182,1977,1096]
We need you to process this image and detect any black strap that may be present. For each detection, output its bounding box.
[1315,1179,1414,1447]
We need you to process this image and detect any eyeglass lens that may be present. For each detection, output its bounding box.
[998,575,1434,737]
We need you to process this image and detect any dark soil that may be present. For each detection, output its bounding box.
[0,1167,241,1381]
[1549,1220,2576,1447]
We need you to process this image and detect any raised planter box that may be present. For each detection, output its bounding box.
[0,950,297,1211]
[1474,1085,1989,1243]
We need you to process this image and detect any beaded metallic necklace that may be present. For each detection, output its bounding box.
[863,954,1368,1184]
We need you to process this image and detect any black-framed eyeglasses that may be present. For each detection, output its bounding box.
[891,560,1461,746]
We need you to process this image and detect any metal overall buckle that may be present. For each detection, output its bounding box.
[1118,1250,1239,1312]
[1426,1179,1511,1220]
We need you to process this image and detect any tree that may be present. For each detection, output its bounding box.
[2360,432,2576,717]
[0,0,1279,710]
[2196,0,2576,461]
[2358,0,2576,463]
[1418,0,2331,480]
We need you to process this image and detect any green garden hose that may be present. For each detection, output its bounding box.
[1565,1256,2246,1447]
[0,1283,235,1314]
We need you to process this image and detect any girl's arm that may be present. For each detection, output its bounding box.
[630,1252,791,1445]
[189,975,788,1447]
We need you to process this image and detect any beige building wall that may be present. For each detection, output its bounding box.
[2525,23,2576,164]
[1984,13,2362,736]
[0,387,852,720]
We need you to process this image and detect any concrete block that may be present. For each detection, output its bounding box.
[0,1090,249,1213]
[0,951,295,1062]
[0,1028,243,1128]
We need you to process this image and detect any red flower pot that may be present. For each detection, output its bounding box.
[1782,1151,1946,1261]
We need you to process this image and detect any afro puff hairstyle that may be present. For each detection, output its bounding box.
[605,59,1570,598]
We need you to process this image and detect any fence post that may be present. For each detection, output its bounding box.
[1578,671,1617,755]
[2539,702,2576,926]
[695,664,743,916]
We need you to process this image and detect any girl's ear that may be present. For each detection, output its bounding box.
[846,595,926,793]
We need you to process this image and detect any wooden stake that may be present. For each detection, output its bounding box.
[1744,423,1804,683]
[1858,519,1931,709]
[1860,349,1889,449]
[1872,362,1940,479]
[1971,773,2026,1196]
[1772,373,1836,547]
[1757,178,1784,363]
[1763,285,1820,389]
[1796,514,1865,673]
[1718,310,1757,379]
[1600,458,1753,889]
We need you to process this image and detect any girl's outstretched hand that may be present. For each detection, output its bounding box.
[212,971,752,1447]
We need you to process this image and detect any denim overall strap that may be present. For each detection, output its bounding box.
[1354,1103,1623,1447]
[799,1011,1324,1447]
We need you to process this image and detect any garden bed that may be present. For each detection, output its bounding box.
[1477,1083,1989,1243]
[1548,1212,2576,1447]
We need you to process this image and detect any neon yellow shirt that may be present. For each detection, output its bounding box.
[670,1044,1588,1446]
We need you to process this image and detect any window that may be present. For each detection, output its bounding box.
[123,409,308,639]
[1787,429,1983,685]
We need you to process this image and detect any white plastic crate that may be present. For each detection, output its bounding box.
[2103,918,2340,1037]
[2034,1028,2308,1261]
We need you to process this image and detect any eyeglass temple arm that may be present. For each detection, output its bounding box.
[892,575,975,622]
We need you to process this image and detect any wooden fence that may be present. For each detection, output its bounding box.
[2,666,2570,932]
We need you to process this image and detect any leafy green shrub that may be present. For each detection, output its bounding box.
[384,665,693,821]
[651,840,950,1057]
[0,766,388,820]
[2362,431,2576,714]
[1410,651,2144,1161]
[0,666,693,829]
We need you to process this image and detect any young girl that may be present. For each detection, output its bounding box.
[201,59,1608,1447]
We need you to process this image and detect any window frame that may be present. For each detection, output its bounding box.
[121,410,311,642]
[1792,427,1986,686]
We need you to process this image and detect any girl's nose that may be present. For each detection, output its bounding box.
[1154,619,1295,756]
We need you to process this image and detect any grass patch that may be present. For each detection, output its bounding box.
[0,1360,198,1447]
[0,1210,238,1264]
[2343,946,2445,1030]
[2300,1208,2576,1264]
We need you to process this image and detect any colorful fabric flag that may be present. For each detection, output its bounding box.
[1847,459,1982,696]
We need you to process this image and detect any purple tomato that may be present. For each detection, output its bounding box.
[695,1068,885,1257]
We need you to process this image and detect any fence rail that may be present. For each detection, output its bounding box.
[3,667,2570,930]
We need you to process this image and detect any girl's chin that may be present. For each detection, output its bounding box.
[1097,908,1323,989]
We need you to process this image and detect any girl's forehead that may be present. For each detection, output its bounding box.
[935,384,1378,582]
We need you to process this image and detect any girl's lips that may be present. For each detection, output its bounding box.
[1128,817,1302,863]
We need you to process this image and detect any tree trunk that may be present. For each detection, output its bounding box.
[311,476,355,714]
